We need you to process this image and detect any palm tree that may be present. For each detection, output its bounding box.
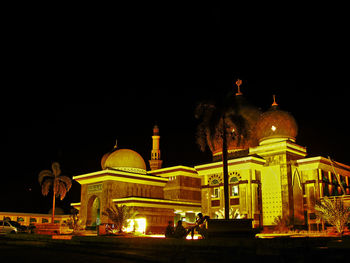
[103,204,138,233]
[195,101,240,220]
[315,196,350,236]
[195,80,260,219]
[38,162,72,223]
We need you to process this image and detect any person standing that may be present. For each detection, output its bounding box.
[165,221,175,238]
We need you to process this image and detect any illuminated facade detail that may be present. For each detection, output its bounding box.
[73,95,350,233]
[208,173,223,185]
[196,156,266,228]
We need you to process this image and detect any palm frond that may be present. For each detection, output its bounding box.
[103,203,138,233]
[196,122,209,152]
[41,179,53,196]
[52,176,72,200]
[58,176,72,191]
[38,170,53,185]
[51,162,61,177]
[315,196,350,234]
[57,182,68,200]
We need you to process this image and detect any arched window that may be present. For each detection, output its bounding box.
[230,176,239,183]
[211,179,220,185]
[230,176,239,197]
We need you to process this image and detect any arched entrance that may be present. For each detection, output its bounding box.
[86,195,101,227]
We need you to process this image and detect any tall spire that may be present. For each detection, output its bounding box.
[235,79,243,96]
[149,124,163,170]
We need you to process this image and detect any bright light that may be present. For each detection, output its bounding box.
[271,125,276,131]
[123,220,134,233]
[123,218,147,234]
[135,218,146,234]
[186,234,200,240]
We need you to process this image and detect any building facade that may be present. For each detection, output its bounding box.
[0,212,70,226]
[73,88,350,233]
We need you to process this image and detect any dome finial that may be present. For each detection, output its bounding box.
[272,94,278,106]
[235,79,243,95]
[153,124,159,135]
[114,139,118,149]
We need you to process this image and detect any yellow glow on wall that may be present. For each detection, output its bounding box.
[261,166,282,225]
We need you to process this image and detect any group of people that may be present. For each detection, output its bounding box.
[165,213,209,239]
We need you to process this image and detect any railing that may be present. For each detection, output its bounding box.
[34,223,72,235]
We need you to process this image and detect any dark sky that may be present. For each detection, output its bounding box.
[2,7,349,214]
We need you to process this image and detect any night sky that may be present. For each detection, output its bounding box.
[2,7,349,214]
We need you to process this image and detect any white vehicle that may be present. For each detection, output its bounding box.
[0,220,18,234]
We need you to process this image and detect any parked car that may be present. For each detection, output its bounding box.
[0,220,17,234]
[8,221,29,233]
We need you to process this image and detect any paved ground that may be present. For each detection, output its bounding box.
[1,234,349,262]
[0,244,137,263]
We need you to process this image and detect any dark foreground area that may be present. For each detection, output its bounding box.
[1,234,349,262]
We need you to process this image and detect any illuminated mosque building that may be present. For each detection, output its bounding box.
[72,83,350,233]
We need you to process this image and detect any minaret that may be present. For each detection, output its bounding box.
[149,125,163,170]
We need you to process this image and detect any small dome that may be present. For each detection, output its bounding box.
[256,101,298,145]
[103,149,147,174]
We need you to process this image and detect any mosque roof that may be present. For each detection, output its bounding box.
[101,148,147,174]
[256,95,298,145]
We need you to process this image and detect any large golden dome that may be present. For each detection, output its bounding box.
[256,98,298,145]
[102,148,147,174]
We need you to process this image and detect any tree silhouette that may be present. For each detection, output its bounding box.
[38,162,72,223]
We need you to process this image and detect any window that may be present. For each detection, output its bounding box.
[230,176,239,197]
[322,183,329,196]
[331,173,339,185]
[212,187,220,199]
[231,185,239,197]
[322,171,329,183]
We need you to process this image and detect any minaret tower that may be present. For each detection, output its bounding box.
[149,125,163,170]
